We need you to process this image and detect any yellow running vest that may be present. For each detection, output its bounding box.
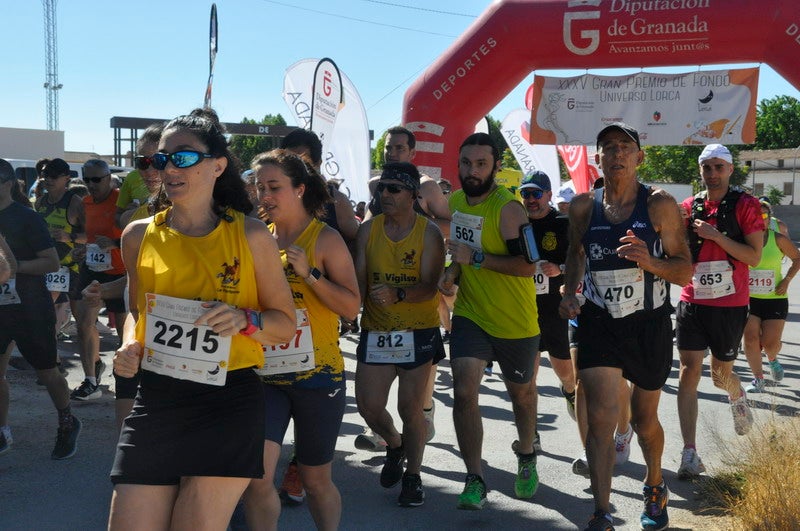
[263,219,343,387]
[362,214,440,331]
[449,187,539,339]
[750,230,787,300]
[134,209,263,370]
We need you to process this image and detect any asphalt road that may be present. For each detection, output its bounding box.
[3,280,800,530]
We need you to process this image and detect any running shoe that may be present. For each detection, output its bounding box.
[354,428,387,451]
[615,424,634,465]
[572,453,590,478]
[745,377,766,393]
[484,361,493,377]
[769,359,784,382]
[514,451,539,499]
[279,460,306,505]
[584,509,614,530]
[424,402,435,443]
[70,379,101,401]
[380,445,405,488]
[457,474,487,510]
[640,481,669,530]
[533,431,542,453]
[51,415,81,460]
[397,473,425,507]
[677,447,705,480]
[0,430,11,456]
[562,386,577,421]
[95,359,106,385]
[730,387,753,435]
[442,330,451,343]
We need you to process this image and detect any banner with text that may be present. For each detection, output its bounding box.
[500,108,559,186]
[310,58,344,157]
[284,59,370,206]
[530,68,758,146]
[203,3,218,109]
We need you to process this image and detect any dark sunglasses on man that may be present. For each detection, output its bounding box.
[376,182,412,194]
[520,188,545,200]
[83,174,110,184]
[134,155,153,171]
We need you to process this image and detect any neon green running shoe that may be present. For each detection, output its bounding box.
[514,453,539,498]
[457,474,487,510]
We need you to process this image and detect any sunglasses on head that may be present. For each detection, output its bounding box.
[151,150,214,170]
[135,155,154,171]
[83,174,110,184]
[520,188,545,200]
[376,182,412,194]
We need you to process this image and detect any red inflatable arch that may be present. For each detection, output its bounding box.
[403,0,800,184]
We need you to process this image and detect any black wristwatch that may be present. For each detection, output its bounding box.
[396,287,406,303]
[471,250,485,270]
[305,267,322,284]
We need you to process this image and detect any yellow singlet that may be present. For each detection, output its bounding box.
[134,208,263,370]
[362,214,440,331]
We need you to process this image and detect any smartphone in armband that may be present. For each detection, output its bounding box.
[520,224,540,263]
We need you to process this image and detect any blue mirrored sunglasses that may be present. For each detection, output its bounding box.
[151,150,214,170]
[520,188,544,200]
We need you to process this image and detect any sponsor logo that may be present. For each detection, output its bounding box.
[632,221,648,229]
[400,249,417,268]
[216,257,241,287]
[563,1,601,56]
[589,243,617,260]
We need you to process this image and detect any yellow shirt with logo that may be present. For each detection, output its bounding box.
[362,214,440,331]
[449,186,539,339]
[262,218,343,388]
[134,208,263,371]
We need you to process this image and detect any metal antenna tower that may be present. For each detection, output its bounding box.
[43,0,62,130]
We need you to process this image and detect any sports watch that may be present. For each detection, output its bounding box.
[305,267,322,284]
[396,287,406,303]
[471,250,485,270]
[240,308,263,336]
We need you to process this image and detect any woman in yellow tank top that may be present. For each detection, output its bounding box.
[243,149,359,531]
[743,199,800,392]
[108,109,295,530]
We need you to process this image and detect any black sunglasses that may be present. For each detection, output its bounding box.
[83,174,110,184]
[376,182,412,194]
[152,150,214,170]
[135,155,154,171]
[520,188,545,200]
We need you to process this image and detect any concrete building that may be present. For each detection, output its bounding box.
[740,147,800,204]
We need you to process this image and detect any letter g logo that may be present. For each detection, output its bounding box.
[563,6,601,56]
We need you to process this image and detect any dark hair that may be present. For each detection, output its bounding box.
[35,158,50,174]
[385,126,416,150]
[138,122,165,151]
[280,129,323,167]
[251,149,331,219]
[0,159,13,184]
[459,132,500,165]
[163,108,249,217]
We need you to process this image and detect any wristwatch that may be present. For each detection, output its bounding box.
[471,250,485,270]
[305,267,322,284]
[396,287,406,303]
[240,308,263,336]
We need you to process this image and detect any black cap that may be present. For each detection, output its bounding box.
[596,122,641,149]
[42,158,71,178]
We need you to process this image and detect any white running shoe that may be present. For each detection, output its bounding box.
[354,428,388,452]
[615,424,634,465]
[730,387,753,436]
[677,447,706,480]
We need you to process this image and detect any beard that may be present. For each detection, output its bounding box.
[459,171,495,197]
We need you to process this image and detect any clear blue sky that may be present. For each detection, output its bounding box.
[2,0,799,157]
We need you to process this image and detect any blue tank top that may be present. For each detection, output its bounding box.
[582,184,668,318]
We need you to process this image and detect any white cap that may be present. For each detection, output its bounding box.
[698,144,732,164]
[557,183,576,204]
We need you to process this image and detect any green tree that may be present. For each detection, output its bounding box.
[502,148,520,170]
[373,133,386,169]
[485,115,509,156]
[229,114,287,168]
[764,185,785,205]
[755,95,800,150]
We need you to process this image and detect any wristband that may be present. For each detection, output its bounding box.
[240,308,262,336]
